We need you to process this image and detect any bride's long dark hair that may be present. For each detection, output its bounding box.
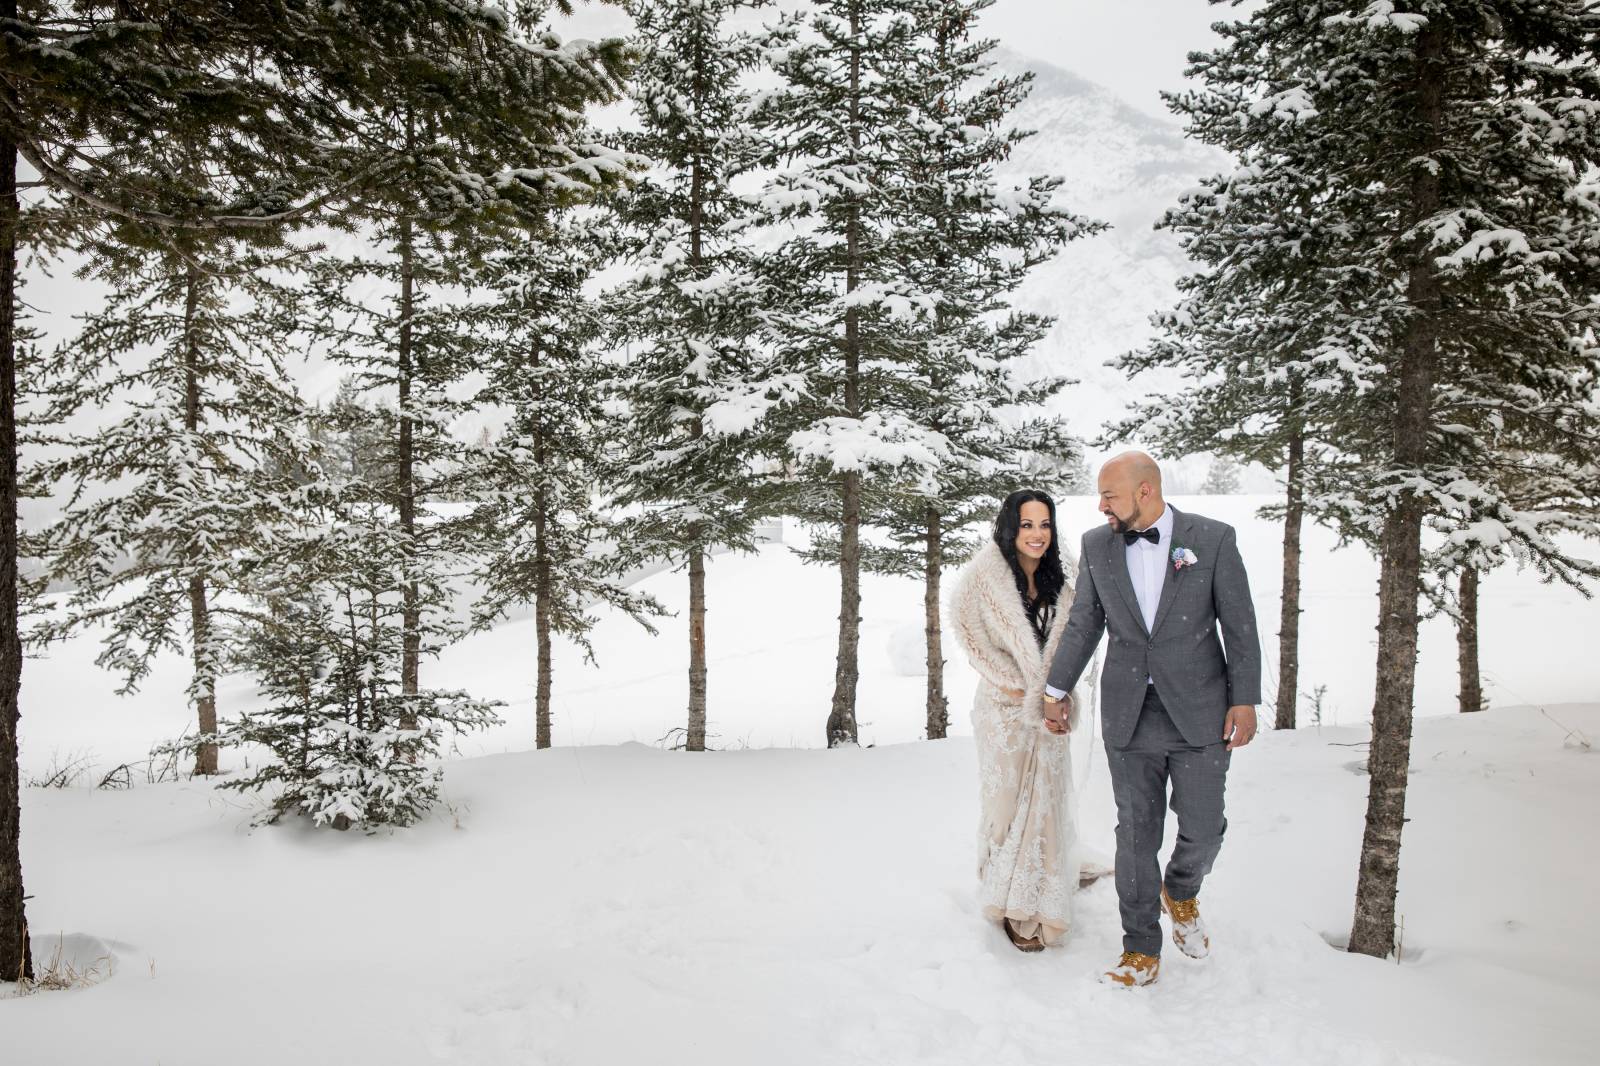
[992,489,1066,617]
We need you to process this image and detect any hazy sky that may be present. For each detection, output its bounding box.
[983,1,1246,118]
[556,1,1249,121]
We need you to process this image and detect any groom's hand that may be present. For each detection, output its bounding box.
[1223,705,1257,750]
[1043,696,1071,734]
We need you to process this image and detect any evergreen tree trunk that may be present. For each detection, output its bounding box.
[397,210,421,723]
[182,266,219,775]
[1350,23,1444,961]
[685,98,708,754]
[1457,565,1482,714]
[826,4,864,749]
[924,506,948,740]
[687,539,708,751]
[829,466,862,748]
[0,26,32,978]
[532,348,552,751]
[396,109,421,725]
[920,16,959,744]
[186,582,217,774]
[533,497,552,750]
[1275,422,1304,731]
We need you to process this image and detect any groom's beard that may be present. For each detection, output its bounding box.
[1105,502,1143,534]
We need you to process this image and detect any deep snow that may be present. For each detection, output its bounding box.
[9,706,1599,1065]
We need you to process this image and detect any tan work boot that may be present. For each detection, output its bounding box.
[1101,950,1160,987]
[1161,885,1210,959]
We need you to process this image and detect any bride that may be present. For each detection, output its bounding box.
[951,489,1086,951]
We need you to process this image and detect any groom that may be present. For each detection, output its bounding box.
[1044,451,1260,987]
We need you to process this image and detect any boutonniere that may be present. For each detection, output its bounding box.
[1171,545,1198,571]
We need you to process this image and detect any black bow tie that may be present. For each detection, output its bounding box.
[1124,528,1160,545]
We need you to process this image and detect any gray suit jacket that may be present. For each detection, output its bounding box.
[1046,505,1261,749]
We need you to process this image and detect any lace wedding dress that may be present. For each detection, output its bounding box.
[950,540,1088,946]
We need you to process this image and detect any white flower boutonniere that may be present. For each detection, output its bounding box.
[1172,546,1198,571]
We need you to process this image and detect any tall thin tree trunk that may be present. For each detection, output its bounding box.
[188,567,217,773]
[826,3,864,748]
[531,345,552,750]
[397,111,421,725]
[1349,23,1444,960]
[922,16,957,744]
[924,507,948,739]
[685,64,709,754]
[534,451,553,745]
[0,22,33,979]
[687,542,707,751]
[1275,420,1305,731]
[829,468,862,748]
[1457,565,1482,714]
[534,500,552,750]
[182,266,219,775]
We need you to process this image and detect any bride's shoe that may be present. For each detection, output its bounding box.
[1003,918,1045,953]
[1161,885,1210,959]
[1101,951,1160,987]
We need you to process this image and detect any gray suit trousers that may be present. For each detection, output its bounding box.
[1106,685,1230,957]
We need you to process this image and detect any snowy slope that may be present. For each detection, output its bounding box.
[10,704,1599,1065]
[992,49,1230,454]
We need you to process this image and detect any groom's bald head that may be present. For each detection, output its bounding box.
[1102,451,1162,490]
[1097,451,1165,532]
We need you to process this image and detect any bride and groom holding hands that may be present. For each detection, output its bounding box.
[951,450,1260,987]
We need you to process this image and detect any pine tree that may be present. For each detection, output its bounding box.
[26,237,311,777]
[462,211,665,750]
[307,226,482,724]
[220,392,501,830]
[1199,456,1242,495]
[1428,452,1600,715]
[308,81,635,714]
[845,0,1101,740]
[747,0,955,747]
[1,0,632,981]
[1107,30,1373,733]
[1177,1,1600,960]
[609,0,777,751]
[302,29,636,719]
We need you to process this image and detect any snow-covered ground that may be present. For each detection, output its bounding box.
[11,706,1599,1064]
[8,494,1600,1063]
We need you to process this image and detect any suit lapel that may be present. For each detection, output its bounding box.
[1104,526,1148,636]
[1149,505,1189,638]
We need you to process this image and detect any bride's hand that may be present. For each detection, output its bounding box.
[1042,699,1071,734]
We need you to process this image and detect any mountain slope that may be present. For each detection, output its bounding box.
[993,48,1230,451]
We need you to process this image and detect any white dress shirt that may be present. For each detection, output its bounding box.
[1127,503,1174,634]
[1046,503,1171,699]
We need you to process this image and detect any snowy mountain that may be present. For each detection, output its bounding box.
[991,49,1231,471]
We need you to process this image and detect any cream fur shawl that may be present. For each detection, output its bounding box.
[950,540,1085,731]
